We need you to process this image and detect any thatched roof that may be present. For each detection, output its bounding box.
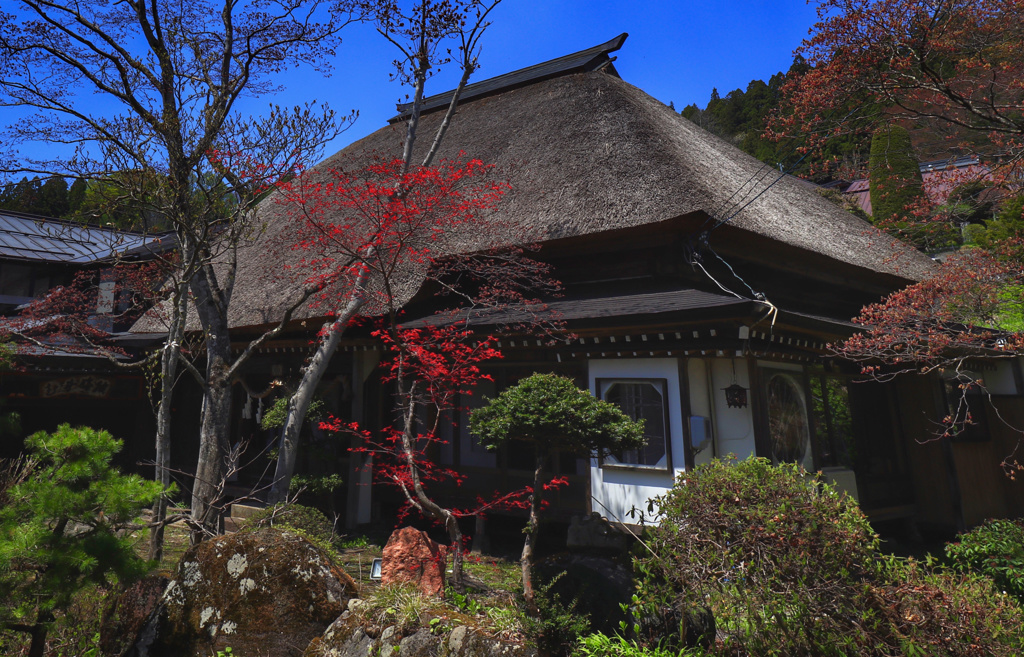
[136,37,936,333]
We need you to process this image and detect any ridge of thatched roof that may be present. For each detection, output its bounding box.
[134,44,936,334]
[392,33,627,120]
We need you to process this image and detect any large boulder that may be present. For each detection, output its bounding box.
[381,526,447,597]
[144,527,358,657]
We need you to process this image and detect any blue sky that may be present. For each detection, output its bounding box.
[256,0,822,155]
[1,1,822,173]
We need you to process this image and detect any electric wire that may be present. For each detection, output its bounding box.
[701,159,773,232]
[686,144,812,344]
[712,149,811,233]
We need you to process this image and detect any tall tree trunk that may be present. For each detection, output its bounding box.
[396,382,467,590]
[191,349,232,544]
[189,270,235,545]
[521,451,545,615]
[149,285,187,561]
[269,264,369,504]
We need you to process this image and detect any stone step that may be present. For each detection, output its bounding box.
[230,503,265,519]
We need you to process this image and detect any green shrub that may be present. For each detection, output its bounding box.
[638,458,875,655]
[246,503,336,547]
[946,518,1024,603]
[635,457,1024,656]
[576,632,705,657]
[524,573,592,657]
[869,555,1024,656]
[260,397,325,431]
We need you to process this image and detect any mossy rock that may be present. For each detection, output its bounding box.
[305,611,537,657]
[145,527,357,657]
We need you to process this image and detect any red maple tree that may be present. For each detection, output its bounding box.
[773,0,1024,162]
[279,154,561,588]
[320,323,544,588]
[5,259,172,358]
[773,1,1024,472]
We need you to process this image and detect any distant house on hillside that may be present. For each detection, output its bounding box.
[836,156,994,217]
[138,35,1024,536]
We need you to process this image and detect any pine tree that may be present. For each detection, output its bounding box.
[0,425,162,657]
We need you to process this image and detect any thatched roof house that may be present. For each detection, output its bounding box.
[214,33,935,333]
[140,35,1024,538]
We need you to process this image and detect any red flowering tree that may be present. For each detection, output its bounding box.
[268,0,504,503]
[321,324,530,589]
[280,154,560,588]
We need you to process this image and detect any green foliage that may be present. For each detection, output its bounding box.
[245,503,337,547]
[871,554,1024,656]
[484,604,528,638]
[638,458,875,655]
[576,632,704,657]
[522,573,592,657]
[338,534,372,550]
[681,58,872,181]
[868,125,926,224]
[0,176,78,217]
[965,194,1024,252]
[936,180,996,227]
[43,584,107,657]
[448,587,484,615]
[290,472,343,495]
[636,457,1024,656]
[469,373,645,457]
[358,582,439,634]
[946,518,1024,603]
[0,425,161,634]
[260,397,326,431]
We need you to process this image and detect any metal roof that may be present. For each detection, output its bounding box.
[391,33,628,121]
[0,210,166,264]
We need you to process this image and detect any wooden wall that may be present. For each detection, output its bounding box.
[895,376,959,533]
[954,395,1024,527]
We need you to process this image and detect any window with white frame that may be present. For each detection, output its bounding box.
[597,378,670,469]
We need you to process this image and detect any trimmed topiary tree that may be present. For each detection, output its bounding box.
[868,124,926,224]
[469,373,645,612]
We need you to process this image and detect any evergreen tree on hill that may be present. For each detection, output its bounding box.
[868,125,925,224]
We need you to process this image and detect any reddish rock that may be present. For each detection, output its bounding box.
[381,527,447,597]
